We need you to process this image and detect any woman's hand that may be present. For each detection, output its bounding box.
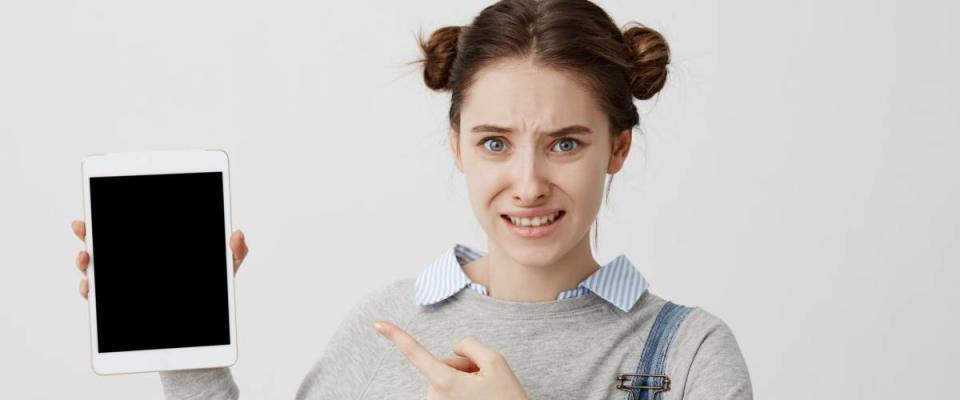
[70,219,249,299]
[374,320,528,400]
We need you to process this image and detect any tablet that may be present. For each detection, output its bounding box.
[80,149,237,375]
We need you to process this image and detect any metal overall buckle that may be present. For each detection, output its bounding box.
[616,373,671,395]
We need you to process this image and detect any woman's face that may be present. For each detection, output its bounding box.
[451,58,631,268]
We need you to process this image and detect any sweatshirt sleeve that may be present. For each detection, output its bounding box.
[680,310,754,400]
[159,367,239,400]
[294,279,415,400]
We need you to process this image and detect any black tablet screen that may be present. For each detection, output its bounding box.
[90,172,230,353]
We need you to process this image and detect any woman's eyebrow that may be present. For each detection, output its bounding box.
[469,124,593,137]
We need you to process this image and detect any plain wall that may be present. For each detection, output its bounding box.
[1,0,957,398]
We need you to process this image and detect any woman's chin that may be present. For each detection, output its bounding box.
[496,241,570,268]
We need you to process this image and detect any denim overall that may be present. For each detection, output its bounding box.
[617,301,694,400]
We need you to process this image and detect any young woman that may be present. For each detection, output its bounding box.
[72,0,752,398]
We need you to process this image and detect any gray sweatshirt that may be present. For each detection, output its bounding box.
[159,278,753,399]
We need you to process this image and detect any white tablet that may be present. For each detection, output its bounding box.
[80,149,238,375]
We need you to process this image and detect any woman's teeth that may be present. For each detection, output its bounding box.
[506,211,562,227]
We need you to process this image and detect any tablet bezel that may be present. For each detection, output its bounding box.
[81,149,238,375]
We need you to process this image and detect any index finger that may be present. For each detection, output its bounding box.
[374,320,457,385]
[71,220,85,241]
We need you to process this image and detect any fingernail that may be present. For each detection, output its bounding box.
[373,321,384,334]
[239,230,245,239]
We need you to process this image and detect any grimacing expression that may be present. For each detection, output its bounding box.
[449,58,631,268]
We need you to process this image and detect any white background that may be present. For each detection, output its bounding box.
[1,0,957,398]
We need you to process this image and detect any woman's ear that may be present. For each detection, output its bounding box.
[449,129,463,173]
[607,129,632,174]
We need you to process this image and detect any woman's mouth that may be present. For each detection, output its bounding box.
[502,210,564,227]
[500,210,565,239]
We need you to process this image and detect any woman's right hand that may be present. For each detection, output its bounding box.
[70,220,249,299]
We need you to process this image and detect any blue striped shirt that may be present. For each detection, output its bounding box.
[415,243,650,312]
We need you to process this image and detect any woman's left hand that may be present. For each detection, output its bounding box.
[374,320,528,400]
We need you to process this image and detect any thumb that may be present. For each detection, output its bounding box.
[231,230,248,274]
[452,336,504,371]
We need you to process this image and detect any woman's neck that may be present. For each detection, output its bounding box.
[462,235,600,302]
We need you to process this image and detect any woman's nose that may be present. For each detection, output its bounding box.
[510,152,550,205]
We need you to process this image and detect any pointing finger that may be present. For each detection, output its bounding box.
[374,320,457,385]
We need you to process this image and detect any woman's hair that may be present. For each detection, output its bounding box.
[415,0,670,137]
[415,0,670,250]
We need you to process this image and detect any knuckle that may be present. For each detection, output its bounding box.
[400,346,417,360]
[490,352,507,367]
[432,372,455,391]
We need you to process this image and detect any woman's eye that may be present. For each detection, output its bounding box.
[552,138,580,153]
[481,137,508,153]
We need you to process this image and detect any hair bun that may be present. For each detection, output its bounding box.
[622,23,670,100]
[417,26,462,91]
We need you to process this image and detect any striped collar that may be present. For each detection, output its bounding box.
[414,243,650,313]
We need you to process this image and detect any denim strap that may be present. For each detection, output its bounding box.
[621,301,694,400]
